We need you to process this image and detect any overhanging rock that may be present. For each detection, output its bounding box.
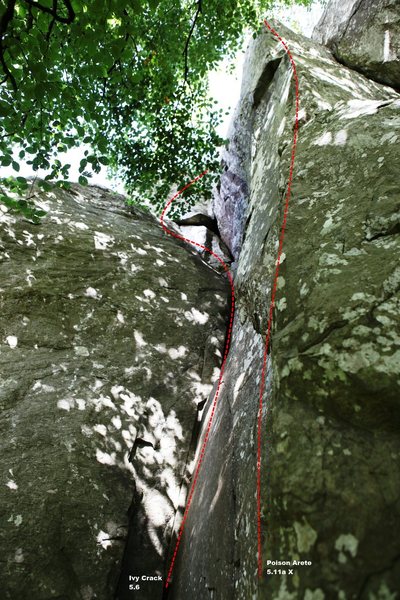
[313,0,400,91]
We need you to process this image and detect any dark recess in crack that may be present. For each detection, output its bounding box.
[365,222,400,242]
[298,319,348,353]
[128,437,154,463]
[253,56,283,108]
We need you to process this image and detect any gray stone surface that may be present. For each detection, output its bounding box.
[172,20,400,599]
[313,0,400,91]
[0,184,228,599]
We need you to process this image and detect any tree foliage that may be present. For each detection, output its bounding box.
[0,0,312,220]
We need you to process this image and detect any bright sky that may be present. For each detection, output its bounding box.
[0,2,324,193]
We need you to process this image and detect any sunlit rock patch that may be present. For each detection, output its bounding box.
[0,184,228,599]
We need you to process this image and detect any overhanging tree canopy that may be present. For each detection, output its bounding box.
[0,0,312,220]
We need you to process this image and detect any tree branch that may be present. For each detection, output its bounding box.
[183,0,202,82]
[22,0,75,24]
[0,0,17,91]
[45,0,58,41]
[0,0,16,38]
[0,50,17,90]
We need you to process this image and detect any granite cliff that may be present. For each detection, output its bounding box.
[171,7,400,600]
[1,1,400,599]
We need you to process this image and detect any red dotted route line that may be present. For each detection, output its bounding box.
[256,20,300,578]
[160,170,236,589]
[160,18,299,591]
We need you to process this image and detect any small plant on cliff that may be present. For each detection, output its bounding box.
[0,0,313,219]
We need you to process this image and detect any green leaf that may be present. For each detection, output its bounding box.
[0,0,308,219]
[0,101,11,117]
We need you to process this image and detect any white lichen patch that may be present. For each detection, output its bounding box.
[184,308,209,324]
[96,530,112,550]
[294,519,317,552]
[310,67,360,93]
[381,131,398,144]
[233,372,246,402]
[335,533,358,564]
[84,287,100,299]
[276,276,285,290]
[32,381,55,392]
[334,129,347,145]
[134,330,147,347]
[350,292,373,302]
[319,253,348,267]
[142,288,156,301]
[338,99,389,120]
[276,297,287,312]
[344,247,367,256]
[168,346,187,360]
[14,548,24,563]
[300,282,309,298]
[320,215,334,234]
[341,306,367,321]
[308,316,327,332]
[337,340,399,374]
[71,222,89,230]
[313,131,332,146]
[74,346,90,357]
[5,335,18,348]
[57,398,75,411]
[277,252,286,265]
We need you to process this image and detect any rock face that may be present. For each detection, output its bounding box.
[313,0,400,91]
[2,13,400,600]
[172,20,400,600]
[0,185,228,599]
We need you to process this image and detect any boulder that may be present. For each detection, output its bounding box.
[313,0,400,91]
[0,184,228,599]
[172,20,400,599]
